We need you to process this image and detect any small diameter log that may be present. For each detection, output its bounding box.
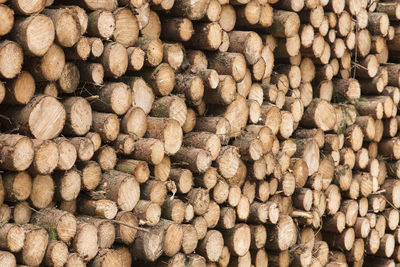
[127,47,145,71]
[92,112,120,143]
[3,71,35,105]
[0,134,34,171]
[78,196,118,219]
[30,174,54,209]
[70,137,94,162]
[113,134,135,155]
[266,215,297,251]
[62,97,92,136]
[11,14,55,57]
[53,138,77,171]
[163,43,184,71]
[90,82,132,115]
[228,31,263,65]
[269,10,300,38]
[58,62,79,93]
[207,52,247,82]
[53,169,81,202]
[18,224,49,266]
[150,95,187,127]
[175,73,205,105]
[94,145,117,171]
[121,107,147,138]
[78,215,115,249]
[135,37,163,67]
[97,170,140,211]
[13,201,31,224]
[379,138,400,160]
[90,249,122,267]
[131,138,164,165]
[142,63,175,96]
[116,159,149,184]
[114,211,138,245]
[183,132,221,161]
[0,5,13,37]
[172,147,212,173]
[194,116,231,145]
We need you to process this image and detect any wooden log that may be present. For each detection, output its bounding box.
[97,170,140,211]
[11,14,55,57]
[31,208,77,243]
[18,224,48,266]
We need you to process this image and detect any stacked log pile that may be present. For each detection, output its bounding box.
[0,0,399,266]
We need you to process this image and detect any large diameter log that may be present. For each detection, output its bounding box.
[98,170,140,211]
[114,211,138,245]
[3,172,31,202]
[0,223,24,253]
[130,226,164,262]
[113,8,139,47]
[1,95,66,140]
[198,230,224,262]
[42,8,81,48]
[228,31,262,65]
[266,215,297,251]
[73,221,98,261]
[301,98,336,131]
[0,134,34,171]
[29,139,59,175]
[29,43,65,82]
[18,225,48,266]
[44,240,68,267]
[32,208,77,243]
[11,14,55,56]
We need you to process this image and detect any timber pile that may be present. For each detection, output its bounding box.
[0,0,399,267]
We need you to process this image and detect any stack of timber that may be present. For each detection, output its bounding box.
[0,0,400,266]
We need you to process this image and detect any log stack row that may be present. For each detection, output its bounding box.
[0,0,399,266]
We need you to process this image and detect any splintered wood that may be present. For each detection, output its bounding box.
[0,0,399,266]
